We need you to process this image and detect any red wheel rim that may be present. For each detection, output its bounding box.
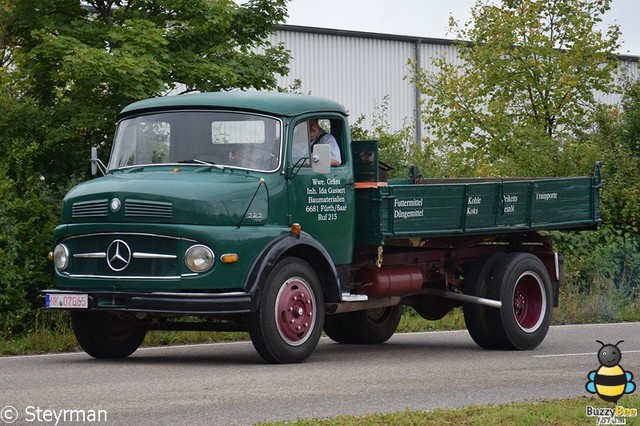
[275,277,316,346]
[512,272,546,333]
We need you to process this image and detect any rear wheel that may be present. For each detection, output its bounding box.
[463,253,505,349]
[413,295,455,321]
[324,305,402,344]
[350,306,402,344]
[249,258,324,363]
[323,313,358,343]
[487,253,553,350]
[71,311,146,359]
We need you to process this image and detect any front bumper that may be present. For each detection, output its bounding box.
[42,289,252,315]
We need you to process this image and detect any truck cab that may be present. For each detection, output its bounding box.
[47,92,357,363]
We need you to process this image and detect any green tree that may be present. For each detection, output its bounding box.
[350,96,432,180]
[550,79,640,315]
[0,86,67,336]
[0,1,10,68]
[595,80,640,232]
[2,0,290,176]
[414,0,620,177]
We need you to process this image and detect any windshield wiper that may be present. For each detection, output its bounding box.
[177,159,225,170]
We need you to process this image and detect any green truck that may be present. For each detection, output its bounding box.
[44,92,602,363]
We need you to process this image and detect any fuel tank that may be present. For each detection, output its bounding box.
[359,266,423,298]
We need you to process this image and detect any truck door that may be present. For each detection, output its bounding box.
[287,117,355,265]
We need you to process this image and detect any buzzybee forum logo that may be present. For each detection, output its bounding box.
[586,340,636,403]
[585,340,637,425]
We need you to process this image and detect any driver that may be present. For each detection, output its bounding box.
[308,119,341,166]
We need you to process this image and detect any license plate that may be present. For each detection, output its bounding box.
[46,293,89,309]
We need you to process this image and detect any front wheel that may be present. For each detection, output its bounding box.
[249,258,324,363]
[71,311,147,359]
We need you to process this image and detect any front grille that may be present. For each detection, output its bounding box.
[125,199,173,218]
[67,233,183,278]
[72,200,109,218]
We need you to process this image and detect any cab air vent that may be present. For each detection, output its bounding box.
[125,199,173,218]
[72,199,109,218]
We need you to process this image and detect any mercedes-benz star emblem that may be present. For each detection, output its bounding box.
[106,239,132,272]
[110,198,121,212]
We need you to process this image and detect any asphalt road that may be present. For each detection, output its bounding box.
[1,323,639,425]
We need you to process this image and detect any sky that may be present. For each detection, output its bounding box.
[285,0,640,57]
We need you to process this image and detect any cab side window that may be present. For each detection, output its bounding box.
[292,119,343,166]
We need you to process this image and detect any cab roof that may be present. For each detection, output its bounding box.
[118,91,349,119]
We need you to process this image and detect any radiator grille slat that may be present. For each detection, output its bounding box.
[72,199,173,219]
[72,200,109,218]
[125,199,173,218]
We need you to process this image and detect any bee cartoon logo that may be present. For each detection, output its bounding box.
[586,340,636,403]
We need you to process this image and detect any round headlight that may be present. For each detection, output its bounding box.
[53,244,69,271]
[185,245,215,273]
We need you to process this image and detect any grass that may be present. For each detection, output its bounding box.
[255,395,640,425]
[553,279,640,325]
[0,311,252,356]
[398,307,466,332]
[143,330,250,346]
[0,311,77,356]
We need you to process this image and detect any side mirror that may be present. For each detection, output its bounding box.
[311,144,331,174]
[91,147,98,175]
[90,147,106,176]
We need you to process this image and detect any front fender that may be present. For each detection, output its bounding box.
[245,231,341,310]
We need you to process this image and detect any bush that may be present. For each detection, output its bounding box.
[555,228,640,297]
[552,227,640,324]
[0,91,81,338]
[0,172,62,337]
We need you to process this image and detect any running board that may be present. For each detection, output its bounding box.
[340,292,368,302]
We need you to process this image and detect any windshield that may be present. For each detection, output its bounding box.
[108,111,282,172]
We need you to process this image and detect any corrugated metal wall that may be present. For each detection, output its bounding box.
[271,25,639,141]
[270,27,417,134]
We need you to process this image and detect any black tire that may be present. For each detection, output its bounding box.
[249,257,324,363]
[71,311,146,359]
[341,305,402,344]
[413,295,454,320]
[463,253,506,349]
[487,252,553,350]
[323,313,358,343]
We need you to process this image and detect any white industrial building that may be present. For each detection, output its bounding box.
[270,25,640,143]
